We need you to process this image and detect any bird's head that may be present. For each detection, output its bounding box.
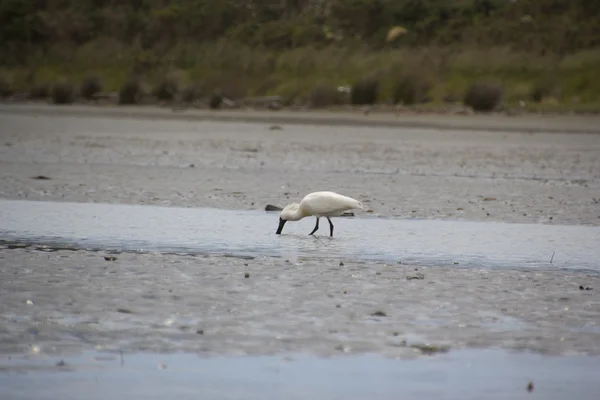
[276,203,302,234]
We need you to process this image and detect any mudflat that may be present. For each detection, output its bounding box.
[0,105,599,226]
[0,105,599,398]
[1,246,599,357]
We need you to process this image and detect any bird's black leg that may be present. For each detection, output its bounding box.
[326,217,334,237]
[309,217,320,235]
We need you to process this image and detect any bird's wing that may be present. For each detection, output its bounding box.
[301,192,362,215]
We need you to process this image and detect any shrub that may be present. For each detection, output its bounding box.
[271,80,305,107]
[209,90,223,109]
[463,82,503,112]
[351,78,379,105]
[181,82,201,103]
[282,91,301,106]
[392,73,432,105]
[254,77,281,96]
[309,84,345,108]
[0,75,13,98]
[530,78,554,103]
[119,79,141,105]
[28,83,49,99]
[51,81,74,104]
[442,91,461,103]
[80,75,103,100]
[216,79,249,100]
[153,74,179,101]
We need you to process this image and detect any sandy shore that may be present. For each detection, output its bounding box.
[3,103,600,133]
[1,105,599,226]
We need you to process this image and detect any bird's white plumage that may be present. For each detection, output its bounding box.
[279,191,363,222]
[299,191,363,217]
[276,191,362,236]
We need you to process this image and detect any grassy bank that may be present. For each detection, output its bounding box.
[2,0,600,113]
[2,41,599,113]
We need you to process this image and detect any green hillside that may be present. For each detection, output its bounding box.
[1,0,599,111]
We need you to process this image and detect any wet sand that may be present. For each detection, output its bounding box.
[0,105,599,226]
[1,105,599,397]
[1,247,599,357]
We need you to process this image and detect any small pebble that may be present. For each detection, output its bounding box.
[244,273,250,279]
[371,310,387,317]
[196,329,204,335]
[104,256,117,262]
[339,262,344,266]
[527,381,534,392]
[56,360,66,367]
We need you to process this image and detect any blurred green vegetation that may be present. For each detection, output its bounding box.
[1,0,599,110]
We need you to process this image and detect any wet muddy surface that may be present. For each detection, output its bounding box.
[1,107,599,397]
[0,111,599,226]
[1,247,599,358]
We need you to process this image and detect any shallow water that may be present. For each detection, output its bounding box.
[1,349,599,400]
[1,199,599,271]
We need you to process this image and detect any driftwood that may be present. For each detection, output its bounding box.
[241,96,282,106]
[92,91,119,101]
[264,204,354,217]
[10,91,29,100]
[265,204,283,211]
[219,95,282,110]
[58,92,282,109]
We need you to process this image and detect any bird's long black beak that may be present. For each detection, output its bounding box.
[276,218,286,234]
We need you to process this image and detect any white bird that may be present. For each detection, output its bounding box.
[275,191,363,237]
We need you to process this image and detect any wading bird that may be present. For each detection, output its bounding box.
[275,191,363,237]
